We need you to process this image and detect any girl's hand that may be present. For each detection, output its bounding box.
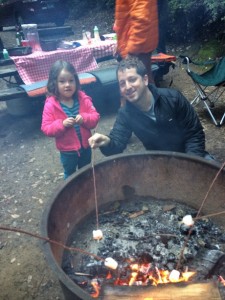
[74,114,83,125]
[63,117,75,128]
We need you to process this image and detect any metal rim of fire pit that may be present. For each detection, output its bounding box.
[41,151,224,300]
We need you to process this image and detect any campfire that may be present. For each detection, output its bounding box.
[42,152,225,300]
[62,197,225,299]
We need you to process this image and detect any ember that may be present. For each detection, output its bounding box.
[62,197,225,298]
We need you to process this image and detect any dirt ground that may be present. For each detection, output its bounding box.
[1,20,225,300]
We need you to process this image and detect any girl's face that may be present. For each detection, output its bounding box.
[57,69,76,101]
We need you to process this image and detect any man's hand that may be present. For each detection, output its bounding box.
[88,133,110,149]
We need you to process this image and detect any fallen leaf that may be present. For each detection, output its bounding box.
[11,214,20,219]
[129,210,145,218]
[10,258,16,263]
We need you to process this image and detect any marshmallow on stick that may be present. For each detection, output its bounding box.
[169,269,180,282]
[182,215,194,226]
[93,229,103,240]
[104,257,118,270]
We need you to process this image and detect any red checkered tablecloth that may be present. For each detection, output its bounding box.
[89,40,116,59]
[10,40,117,85]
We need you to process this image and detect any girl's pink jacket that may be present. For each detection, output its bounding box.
[41,91,100,152]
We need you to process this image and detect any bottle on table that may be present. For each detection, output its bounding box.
[15,25,23,46]
[19,28,25,41]
[26,24,41,51]
[16,31,22,47]
[94,26,100,41]
[82,25,86,41]
[3,48,9,59]
[21,24,29,40]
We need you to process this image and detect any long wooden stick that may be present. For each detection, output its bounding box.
[0,226,103,261]
[176,161,225,270]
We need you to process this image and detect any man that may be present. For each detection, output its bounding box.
[114,0,158,83]
[88,57,211,160]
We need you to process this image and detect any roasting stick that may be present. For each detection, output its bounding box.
[0,225,104,261]
[91,126,103,241]
[176,161,225,270]
[91,153,103,240]
[195,209,225,220]
[90,132,118,269]
[195,161,225,220]
[0,225,119,270]
[91,148,99,229]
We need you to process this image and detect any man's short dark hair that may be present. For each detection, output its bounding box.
[117,56,147,77]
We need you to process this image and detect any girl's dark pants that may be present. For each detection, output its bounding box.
[60,147,91,179]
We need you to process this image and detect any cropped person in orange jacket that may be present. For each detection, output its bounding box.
[114,0,159,83]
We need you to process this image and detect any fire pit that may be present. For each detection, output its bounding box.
[41,152,225,300]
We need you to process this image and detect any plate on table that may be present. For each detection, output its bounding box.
[102,33,117,40]
[57,41,81,50]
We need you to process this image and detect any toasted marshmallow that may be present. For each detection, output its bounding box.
[93,229,103,240]
[169,269,180,282]
[182,215,194,226]
[104,257,118,270]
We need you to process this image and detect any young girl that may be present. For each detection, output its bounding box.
[41,60,100,179]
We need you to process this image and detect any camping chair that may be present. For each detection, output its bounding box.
[181,55,225,126]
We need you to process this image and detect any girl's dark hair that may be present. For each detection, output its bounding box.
[47,60,80,99]
[117,56,147,77]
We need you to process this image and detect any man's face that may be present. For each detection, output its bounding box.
[118,68,148,104]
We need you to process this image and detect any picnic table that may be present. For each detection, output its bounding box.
[0,39,117,106]
[10,39,117,85]
[0,39,176,116]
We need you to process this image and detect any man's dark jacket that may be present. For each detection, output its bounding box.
[100,84,206,157]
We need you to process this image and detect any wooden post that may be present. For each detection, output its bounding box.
[102,281,221,300]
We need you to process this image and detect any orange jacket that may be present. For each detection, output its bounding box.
[115,0,159,58]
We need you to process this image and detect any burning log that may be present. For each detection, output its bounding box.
[187,249,224,280]
[102,281,222,299]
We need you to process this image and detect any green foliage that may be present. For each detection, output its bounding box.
[167,0,225,42]
[68,0,225,45]
[168,0,225,22]
[69,0,115,18]
[197,40,225,61]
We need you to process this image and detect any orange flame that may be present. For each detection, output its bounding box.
[152,268,195,285]
[116,265,195,287]
[90,263,196,297]
[91,279,100,298]
[106,271,112,280]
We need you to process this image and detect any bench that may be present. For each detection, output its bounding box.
[0,65,17,78]
[0,72,97,102]
[0,72,98,116]
[0,64,24,87]
[0,63,162,103]
[0,66,121,115]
